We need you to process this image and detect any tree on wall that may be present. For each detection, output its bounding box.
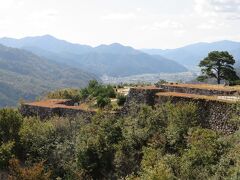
[197,51,239,84]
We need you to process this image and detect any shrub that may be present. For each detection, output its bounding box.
[140,159,175,180]
[0,141,15,169]
[105,85,116,98]
[97,96,111,108]
[19,117,55,162]
[165,102,199,152]
[76,115,119,179]
[229,80,240,86]
[155,79,167,87]
[8,158,51,180]
[180,128,223,179]
[117,94,126,106]
[47,89,81,101]
[0,108,23,143]
[0,108,23,163]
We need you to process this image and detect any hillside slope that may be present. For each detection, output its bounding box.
[0,35,188,76]
[0,44,97,107]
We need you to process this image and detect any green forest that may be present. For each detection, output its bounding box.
[1,100,240,179]
[1,0,240,179]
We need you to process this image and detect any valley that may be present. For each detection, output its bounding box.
[101,71,197,84]
[1,35,240,107]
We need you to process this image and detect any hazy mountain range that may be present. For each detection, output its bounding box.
[0,35,187,77]
[0,35,188,107]
[142,40,240,67]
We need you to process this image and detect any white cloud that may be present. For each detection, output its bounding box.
[153,20,184,29]
[194,0,240,19]
[102,13,137,20]
[45,9,58,17]
[197,19,227,29]
[27,9,58,24]
[209,0,240,13]
[139,19,186,38]
[197,23,215,30]
[0,0,14,9]
[174,29,186,35]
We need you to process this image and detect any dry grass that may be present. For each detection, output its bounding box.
[156,92,236,103]
[162,83,240,91]
[133,86,162,90]
[24,97,122,112]
[24,99,96,112]
[25,99,69,108]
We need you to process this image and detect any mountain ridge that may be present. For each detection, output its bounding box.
[142,40,240,67]
[0,44,97,107]
[0,35,188,76]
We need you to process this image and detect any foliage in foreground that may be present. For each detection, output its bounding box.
[8,159,51,180]
[0,102,240,179]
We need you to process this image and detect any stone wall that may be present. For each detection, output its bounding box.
[156,95,238,134]
[125,87,164,106]
[20,85,239,134]
[124,86,238,134]
[20,104,95,119]
[159,84,238,96]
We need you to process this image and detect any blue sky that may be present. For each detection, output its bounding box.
[0,0,240,49]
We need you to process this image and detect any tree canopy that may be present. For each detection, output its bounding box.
[198,51,239,84]
[1,101,240,179]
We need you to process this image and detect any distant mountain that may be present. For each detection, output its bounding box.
[62,52,187,77]
[0,35,188,76]
[94,43,139,55]
[0,44,97,107]
[0,35,93,54]
[142,40,240,68]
